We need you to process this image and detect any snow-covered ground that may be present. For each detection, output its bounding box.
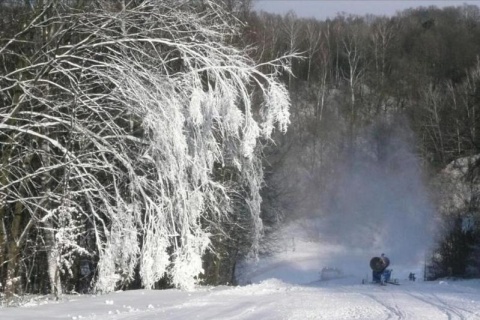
[0,278,480,320]
[2,276,480,319]
[2,220,480,319]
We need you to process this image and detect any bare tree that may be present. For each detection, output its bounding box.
[282,11,302,90]
[370,17,398,85]
[305,19,322,83]
[341,19,367,144]
[421,83,447,165]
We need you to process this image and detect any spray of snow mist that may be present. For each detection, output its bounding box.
[318,117,436,271]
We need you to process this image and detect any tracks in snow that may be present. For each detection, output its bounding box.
[359,284,479,320]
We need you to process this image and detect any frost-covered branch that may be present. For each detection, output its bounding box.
[0,0,291,293]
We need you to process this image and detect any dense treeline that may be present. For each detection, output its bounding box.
[2,0,480,300]
[250,5,480,168]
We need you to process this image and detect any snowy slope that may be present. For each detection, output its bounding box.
[2,220,480,319]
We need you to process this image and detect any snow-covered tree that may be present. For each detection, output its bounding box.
[0,0,290,295]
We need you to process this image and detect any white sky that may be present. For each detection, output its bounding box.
[254,0,480,20]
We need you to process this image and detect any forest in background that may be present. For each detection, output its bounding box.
[250,2,480,282]
[1,0,480,300]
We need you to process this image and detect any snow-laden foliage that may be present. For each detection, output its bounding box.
[436,155,480,214]
[0,0,290,293]
[42,205,90,276]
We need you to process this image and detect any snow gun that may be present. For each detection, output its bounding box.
[370,255,395,285]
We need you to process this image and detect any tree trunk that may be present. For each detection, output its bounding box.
[4,201,24,300]
[40,133,62,299]
[44,220,62,298]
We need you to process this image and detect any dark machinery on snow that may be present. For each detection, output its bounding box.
[369,254,393,284]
